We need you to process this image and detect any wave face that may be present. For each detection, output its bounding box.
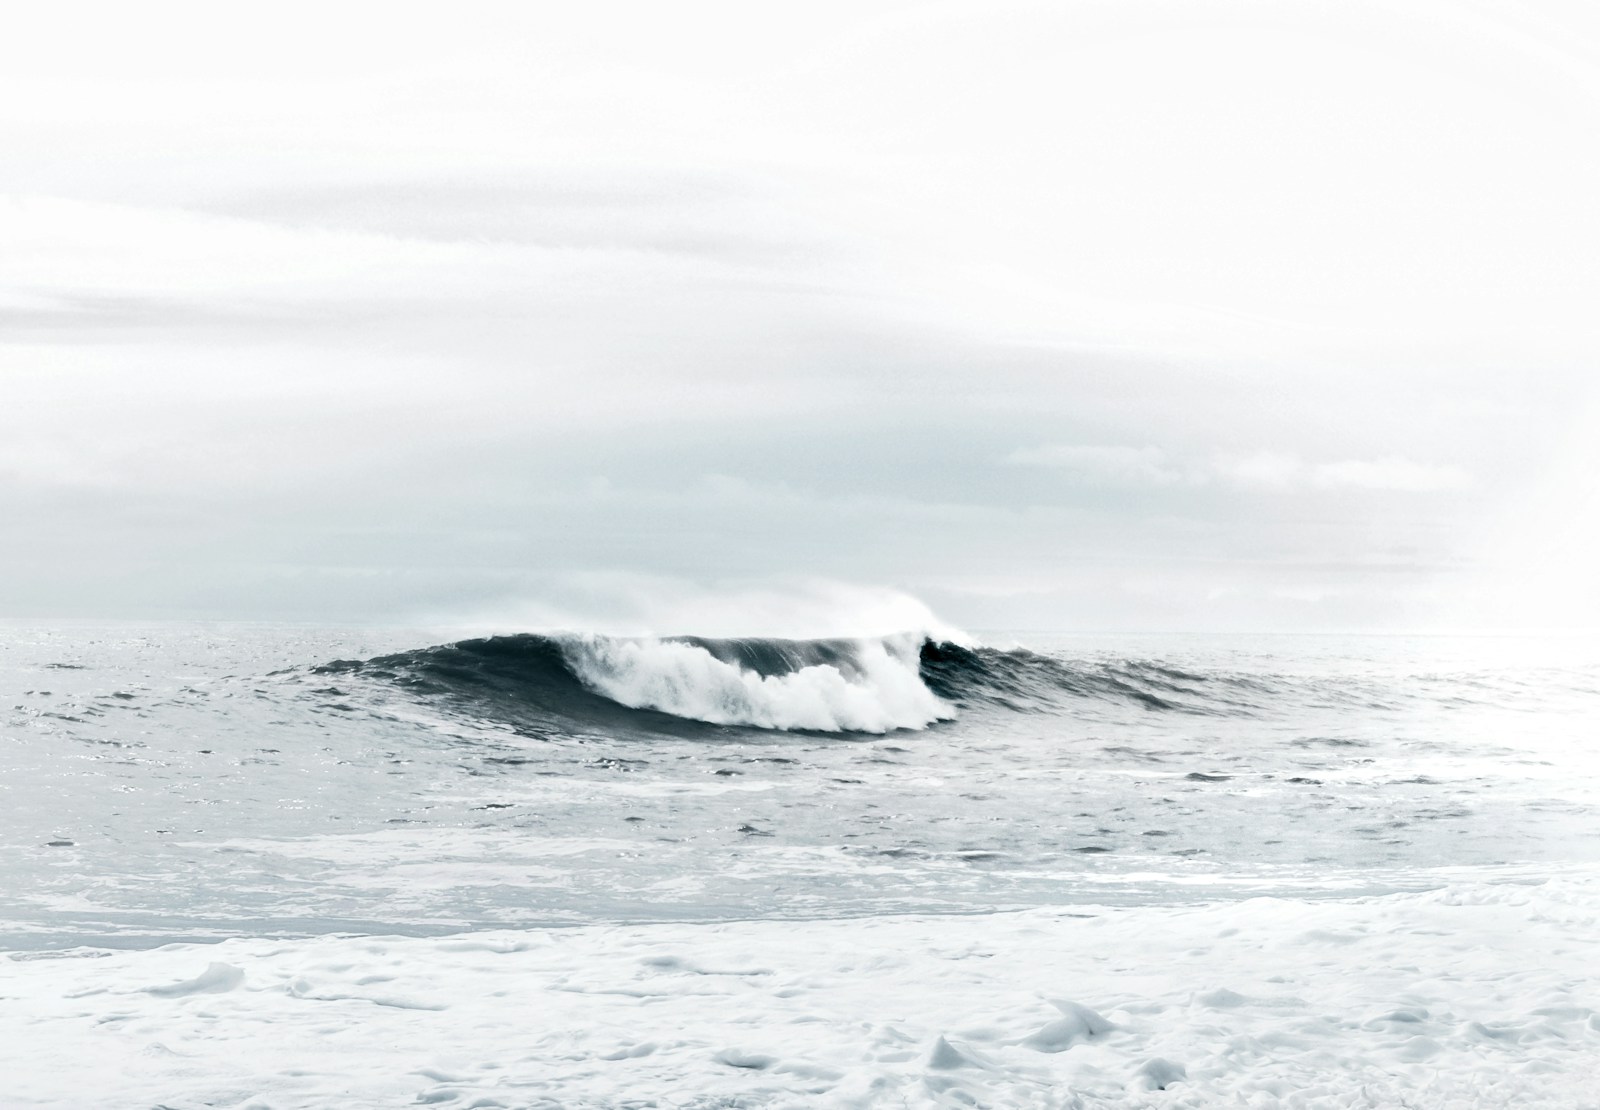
[917,641,1269,716]
[318,632,952,735]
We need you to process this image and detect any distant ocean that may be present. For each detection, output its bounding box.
[6,622,1600,1107]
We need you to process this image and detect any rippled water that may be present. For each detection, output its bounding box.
[4,621,1599,950]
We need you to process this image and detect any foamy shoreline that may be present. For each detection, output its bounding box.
[10,873,1599,1109]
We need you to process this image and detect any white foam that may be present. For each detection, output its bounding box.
[10,874,1600,1109]
[142,961,244,997]
[560,633,952,732]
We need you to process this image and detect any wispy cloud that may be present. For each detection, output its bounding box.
[1009,445,1472,494]
[1310,457,1472,493]
[1001,445,1191,485]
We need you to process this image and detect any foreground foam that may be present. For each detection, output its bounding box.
[9,875,1599,1109]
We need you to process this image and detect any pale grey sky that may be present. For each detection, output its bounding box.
[4,0,1598,631]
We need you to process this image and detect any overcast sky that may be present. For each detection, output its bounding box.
[4,0,1599,632]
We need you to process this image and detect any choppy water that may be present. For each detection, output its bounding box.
[4,621,1599,950]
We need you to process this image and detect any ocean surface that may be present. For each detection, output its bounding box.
[6,621,1599,950]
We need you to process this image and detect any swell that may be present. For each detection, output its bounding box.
[917,641,1271,716]
[313,632,1274,739]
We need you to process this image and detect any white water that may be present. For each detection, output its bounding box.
[560,632,952,732]
[12,878,1600,1108]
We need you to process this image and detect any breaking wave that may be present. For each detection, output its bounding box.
[315,631,1288,736]
[316,632,947,735]
[563,633,946,731]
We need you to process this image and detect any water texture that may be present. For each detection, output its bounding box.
[4,622,1598,949]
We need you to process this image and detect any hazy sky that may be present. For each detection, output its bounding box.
[4,0,1599,632]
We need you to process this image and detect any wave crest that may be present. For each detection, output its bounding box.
[563,633,950,732]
